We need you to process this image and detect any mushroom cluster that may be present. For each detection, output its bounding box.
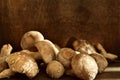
[0,31,118,80]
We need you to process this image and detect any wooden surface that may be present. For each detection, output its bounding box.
[0,0,120,57]
[0,61,120,80]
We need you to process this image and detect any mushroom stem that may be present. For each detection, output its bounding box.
[20,50,42,60]
[65,69,75,76]
[0,69,15,79]
[0,44,12,72]
[0,57,8,73]
[96,43,107,55]
[96,43,118,61]
[0,44,12,57]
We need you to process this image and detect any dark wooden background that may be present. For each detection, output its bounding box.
[0,0,120,55]
[0,0,120,80]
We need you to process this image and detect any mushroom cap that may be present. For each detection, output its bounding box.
[71,53,98,80]
[73,40,97,54]
[90,53,108,73]
[46,60,65,78]
[57,48,76,68]
[35,40,56,64]
[43,39,59,56]
[6,52,39,78]
[21,31,44,51]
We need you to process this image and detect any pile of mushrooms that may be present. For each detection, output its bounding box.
[0,31,118,80]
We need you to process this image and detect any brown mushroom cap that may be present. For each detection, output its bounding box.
[6,52,39,78]
[71,53,98,80]
[35,40,56,64]
[42,39,59,56]
[90,53,108,73]
[57,48,76,68]
[46,60,65,78]
[21,31,44,51]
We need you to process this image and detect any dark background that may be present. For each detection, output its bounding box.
[0,0,120,80]
[0,0,120,56]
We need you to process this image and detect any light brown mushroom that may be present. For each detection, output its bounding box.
[73,39,118,61]
[46,60,65,78]
[73,40,97,54]
[56,48,76,68]
[0,52,39,79]
[0,44,12,72]
[0,69,15,79]
[21,31,44,51]
[90,53,108,73]
[34,40,56,64]
[71,53,98,80]
[96,43,118,61]
[21,39,59,64]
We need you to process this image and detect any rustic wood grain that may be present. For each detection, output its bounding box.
[0,0,120,55]
[0,0,120,79]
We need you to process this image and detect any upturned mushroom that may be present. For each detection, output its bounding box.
[21,31,44,51]
[0,52,39,79]
[71,53,98,80]
[46,60,65,78]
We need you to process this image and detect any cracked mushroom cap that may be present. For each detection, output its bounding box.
[21,31,44,51]
[71,53,98,80]
[6,52,39,78]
